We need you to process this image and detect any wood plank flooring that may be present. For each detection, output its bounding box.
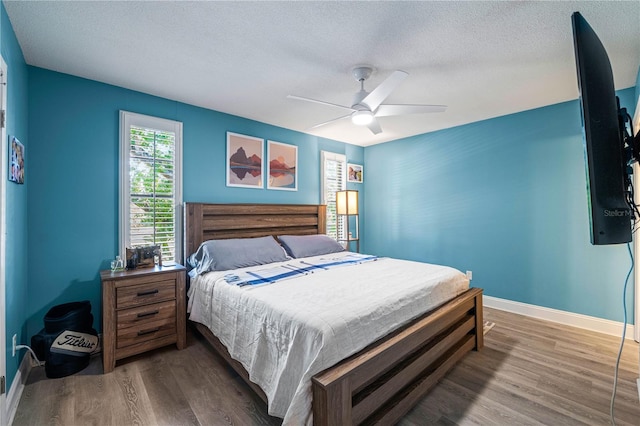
[12,308,640,425]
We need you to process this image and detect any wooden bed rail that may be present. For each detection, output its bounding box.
[312,287,483,425]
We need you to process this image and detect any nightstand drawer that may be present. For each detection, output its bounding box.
[117,300,176,330]
[116,314,176,349]
[116,279,175,309]
[117,325,176,349]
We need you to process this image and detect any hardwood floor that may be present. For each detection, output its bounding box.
[12,308,640,425]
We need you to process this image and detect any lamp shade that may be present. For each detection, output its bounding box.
[336,190,358,215]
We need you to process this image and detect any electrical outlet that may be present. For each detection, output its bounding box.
[466,270,473,280]
[12,334,16,357]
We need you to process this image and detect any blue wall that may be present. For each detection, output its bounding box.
[1,2,29,390]
[636,67,640,108]
[635,67,640,120]
[26,67,364,339]
[364,88,637,323]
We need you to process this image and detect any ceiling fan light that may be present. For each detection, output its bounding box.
[352,110,374,126]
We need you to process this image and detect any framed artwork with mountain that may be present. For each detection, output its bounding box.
[226,132,264,188]
[267,140,297,191]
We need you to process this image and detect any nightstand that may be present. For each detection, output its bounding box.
[100,264,186,373]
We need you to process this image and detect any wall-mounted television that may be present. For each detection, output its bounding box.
[572,11,638,245]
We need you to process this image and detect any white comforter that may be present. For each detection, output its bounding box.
[187,252,469,425]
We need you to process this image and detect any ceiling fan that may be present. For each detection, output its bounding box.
[287,66,447,135]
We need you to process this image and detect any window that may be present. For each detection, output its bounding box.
[321,151,346,240]
[120,111,183,264]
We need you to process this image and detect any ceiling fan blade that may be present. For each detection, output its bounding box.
[287,95,354,112]
[360,70,408,111]
[307,114,352,130]
[366,117,383,135]
[375,104,447,117]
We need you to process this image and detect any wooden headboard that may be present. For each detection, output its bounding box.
[183,203,326,263]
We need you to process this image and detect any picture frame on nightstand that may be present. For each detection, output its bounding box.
[125,245,162,269]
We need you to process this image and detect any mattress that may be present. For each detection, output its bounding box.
[187,252,469,425]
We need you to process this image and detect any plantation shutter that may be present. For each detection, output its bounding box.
[120,112,182,264]
[321,151,346,240]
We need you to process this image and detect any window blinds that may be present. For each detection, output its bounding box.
[128,126,177,263]
[120,110,182,267]
[321,152,346,240]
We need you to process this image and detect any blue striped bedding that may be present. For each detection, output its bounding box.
[223,253,378,287]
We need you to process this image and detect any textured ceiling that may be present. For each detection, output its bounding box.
[4,1,639,146]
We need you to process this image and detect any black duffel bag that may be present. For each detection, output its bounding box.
[31,300,99,378]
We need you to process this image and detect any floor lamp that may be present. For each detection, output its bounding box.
[336,189,359,252]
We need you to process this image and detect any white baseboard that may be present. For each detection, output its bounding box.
[484,296,636,340]
[6,353,32,426]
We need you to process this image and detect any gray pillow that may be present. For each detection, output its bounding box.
[187,236,289,274]
[278,234,345,258]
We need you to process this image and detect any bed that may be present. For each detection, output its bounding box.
[184,202,483,425]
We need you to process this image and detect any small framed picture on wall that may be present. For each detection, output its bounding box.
[8,135,24,184]
[347,163,363,183]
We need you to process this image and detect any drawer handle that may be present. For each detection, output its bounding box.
[136,289,159,297]
[137,327,160,336]
[137,310,159,318]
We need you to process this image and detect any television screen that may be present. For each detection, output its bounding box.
[572,11,632,245]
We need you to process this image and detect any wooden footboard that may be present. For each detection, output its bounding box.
[312,287,483,426]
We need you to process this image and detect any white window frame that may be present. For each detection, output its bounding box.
[320,150,347,240]
[119,111,183,264]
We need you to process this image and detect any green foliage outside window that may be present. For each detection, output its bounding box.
[129,126,176,262]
